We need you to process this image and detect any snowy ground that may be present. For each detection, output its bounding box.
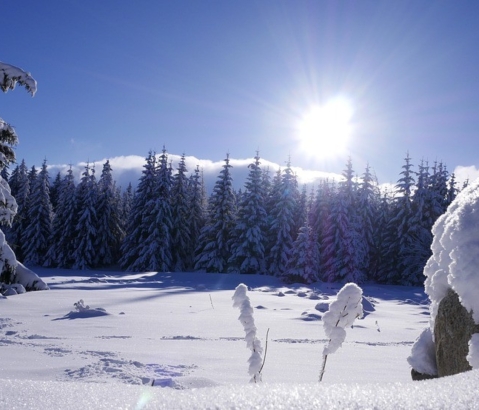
[1,268,478,409]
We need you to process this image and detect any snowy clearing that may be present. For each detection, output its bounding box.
[1,268,477,409]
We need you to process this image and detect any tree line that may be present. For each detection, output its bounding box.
[2,149,461,286]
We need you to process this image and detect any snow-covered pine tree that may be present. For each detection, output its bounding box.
[285,217,320,283]
[195,154,237,273]
[228,152,267,274]
[72,163,98,270]
[119,151,157,270]
[0,62,50,290]
[396,159,433,285]
[313,179,335,280]
[118,182,133,238]
[385,152,417,284]
[185,165,206,271]
[43,166,77,268]
[132,147,173,272]
[170,154,191,272]
[357,164,381,281]
[49,171,62,211]
[372,188,394,283]
[267,160,297,277]
[322,158,365,283]
[95,160,124,267]
[5,160,30,260]
[22,160,53,266]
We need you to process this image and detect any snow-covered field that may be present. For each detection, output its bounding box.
[1,268,478,409]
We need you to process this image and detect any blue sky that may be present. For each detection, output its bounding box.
[3,0,479,187]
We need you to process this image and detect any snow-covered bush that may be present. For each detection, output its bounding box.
[320,282,363,381]
[232,283,264,383]
[409,179,479,371]
[74,299,90,312]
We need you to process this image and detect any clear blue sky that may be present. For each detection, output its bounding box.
[3,0,479,185]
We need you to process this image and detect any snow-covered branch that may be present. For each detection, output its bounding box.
[0,61,37,96]
[320,283,363,381]
[232,283,264,383]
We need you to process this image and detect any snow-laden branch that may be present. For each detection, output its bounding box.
[320,282,363,381]
[0,61,37,96]
[232,283,264,383]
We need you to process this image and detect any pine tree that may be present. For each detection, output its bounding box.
[5,160,29,259]
[357,164,380,280]
[49,171,62,211]
[195,154,237,273]
[120,182,133,234]
[0,61,36,284]
[286,217,320,283]
[119,152,157,270]
[322,158,365,283]
[386,152,417,284]
[72,164,98,270]
[229,152,267,274]
[185,166,206,270]
[43,167,77,267]
[133,147,173,272]
[170,154,191,271]
[22,160,53,266]
[95,160,124,267]
[401,159,434,285]
[267,160,297,276]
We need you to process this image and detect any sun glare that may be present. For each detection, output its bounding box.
[297,97,353,158]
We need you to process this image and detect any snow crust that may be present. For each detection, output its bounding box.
[1,372,479,410]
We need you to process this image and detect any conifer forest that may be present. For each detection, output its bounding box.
[4,149,460,286]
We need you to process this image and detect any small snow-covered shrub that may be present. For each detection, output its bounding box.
[320,282,363,381]
[74,299,90,312]
[232,283,264,383]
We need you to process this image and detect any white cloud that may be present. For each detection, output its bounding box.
[46,154,344,192]
[453,165,479,187]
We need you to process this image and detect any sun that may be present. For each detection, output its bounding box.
[297,97,353,158]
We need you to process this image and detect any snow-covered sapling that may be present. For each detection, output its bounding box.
[320,283,363,382]
[232,283,264,383]
[74,299,90,312]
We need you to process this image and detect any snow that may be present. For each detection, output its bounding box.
[414,178,479,370]
[0,268,477,409]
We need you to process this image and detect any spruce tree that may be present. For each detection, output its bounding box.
[386,152,417,284]
[95,160,124,267]
[44,167,77,267]
[267,160,297,276]
[119,152,157,270]
[322,158,365,283]
[72,164,98,270]
[185,166,206,270]
[229,152,267,274]
[133,148,173,272]
[286,217,320,283]
[170,154,191,271]
[22,160,53,266]
[195,154,237,273]
[5,160,30,260]
[0,62,36,284]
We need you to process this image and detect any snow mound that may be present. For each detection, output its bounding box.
[54,300,110,320]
